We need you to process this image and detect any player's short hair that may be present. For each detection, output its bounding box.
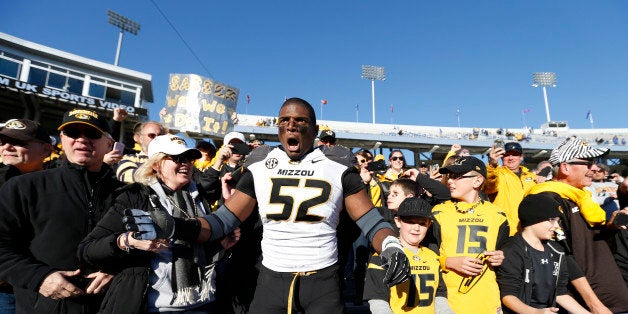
[280,97,316,126]
[391,178,420,197]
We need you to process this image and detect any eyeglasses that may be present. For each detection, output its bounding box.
[0,136,27,147]
[62,127,103,140]
[391,156,404,161]
[165,154,192,164]
[449,173,477,180]
[566,160,594,169]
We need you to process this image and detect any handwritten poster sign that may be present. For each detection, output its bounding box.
[161,73,239,136]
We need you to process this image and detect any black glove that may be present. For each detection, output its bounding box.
[123,207,174,240]
[148,194,201,241]
[380,237,410,287]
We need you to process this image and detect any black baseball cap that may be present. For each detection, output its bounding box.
[419,161,428,167]
[58,109,110,134]
[439,156,487,178]
[505,142,523,154]
[397,197,433,219]
[319,130,336,141]
[0,119,51,143]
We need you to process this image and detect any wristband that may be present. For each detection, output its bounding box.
[381,235,403,251]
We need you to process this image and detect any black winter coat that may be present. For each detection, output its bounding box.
[78,182,220,313]
[0,160,123,314]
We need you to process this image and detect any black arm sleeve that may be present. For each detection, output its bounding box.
[235,170,256,199]
[495,239,525,299]
[109,120,122,142]
[193,167,222,204]
[416,174,451,204]
[341,167,367,198]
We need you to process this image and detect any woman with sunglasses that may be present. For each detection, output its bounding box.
[78,134,239,313]
[375,150,408,199]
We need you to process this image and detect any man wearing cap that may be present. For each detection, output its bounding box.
[0,119,53,312]
[318,129,336,146]
[485,141,538,235]
[526,136,628,313]
[431,156,508,314]
[116,121,167,183]
[0,119,52,186]
[0,108,125,313]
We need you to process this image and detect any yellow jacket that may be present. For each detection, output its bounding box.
[484,165,537,235]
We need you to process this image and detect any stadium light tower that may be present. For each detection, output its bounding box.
[107,10,140,66]
[532,72,557,123]
[361,65,386,124]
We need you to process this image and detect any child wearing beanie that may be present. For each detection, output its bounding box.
[496,194,590,313]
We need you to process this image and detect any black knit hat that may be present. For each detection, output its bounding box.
[518,194,563,228]
[397,197,433,219]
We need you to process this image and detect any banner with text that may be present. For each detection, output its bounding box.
[161,73,239,137]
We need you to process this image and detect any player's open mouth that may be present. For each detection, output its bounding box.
[287,138,299,150]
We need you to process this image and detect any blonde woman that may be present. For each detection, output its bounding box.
[78,134,239,313]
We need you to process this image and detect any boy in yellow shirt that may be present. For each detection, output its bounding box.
[364,197,453,313]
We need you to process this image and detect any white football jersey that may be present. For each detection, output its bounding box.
[245,146,357,272]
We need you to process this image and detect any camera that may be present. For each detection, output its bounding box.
[366,160,388,172]
[230,142,251,155]
[493,139,505,150]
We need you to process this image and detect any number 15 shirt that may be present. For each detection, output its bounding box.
[431,200,509,314]
[236,145,364,273]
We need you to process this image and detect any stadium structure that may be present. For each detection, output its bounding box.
[1,31,627,168]
[0,32,152,144]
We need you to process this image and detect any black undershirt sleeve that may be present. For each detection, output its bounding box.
[341,167,367,198]
[235,170,256,199]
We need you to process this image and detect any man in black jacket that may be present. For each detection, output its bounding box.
[0,109,124,313]
[0,118,53,312]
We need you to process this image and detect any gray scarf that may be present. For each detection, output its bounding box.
[148,181,217,306]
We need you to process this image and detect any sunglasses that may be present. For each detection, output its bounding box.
[566,160,594,169]
[449,173,477,180]
[165,154,192,164]
[62,127,103,140]
[0,136,27,147]
[142,133,160,139]
[391,156,404,161]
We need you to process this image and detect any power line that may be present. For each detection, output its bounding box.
[149,0,213,78]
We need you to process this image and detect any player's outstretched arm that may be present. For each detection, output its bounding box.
[346,189,410,287]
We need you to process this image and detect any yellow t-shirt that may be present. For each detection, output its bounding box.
[365,246,444,313]
[432,200,509,314]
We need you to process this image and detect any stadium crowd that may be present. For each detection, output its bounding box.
[0,98,627,314]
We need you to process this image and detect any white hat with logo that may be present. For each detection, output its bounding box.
[148,134,201,159]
